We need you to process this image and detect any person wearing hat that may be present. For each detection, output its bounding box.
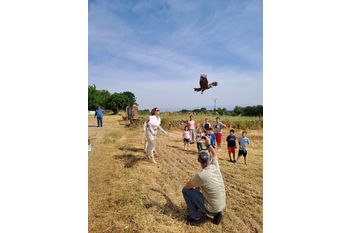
[182,136,226,225]
[145,107,167,163]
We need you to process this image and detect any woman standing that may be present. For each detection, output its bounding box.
[187,115,196,143]
[145,107,167,163]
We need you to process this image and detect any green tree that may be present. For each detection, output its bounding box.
[122,91,136,106]
[232,105,263,116]
[233,106,244,116]
[257,105,263,116]
[200,108,208,113]
[105,93,130,114]
[88,84,102,110]
[88,85,138,113]
[139,109,150,115]
[99,89,111,107]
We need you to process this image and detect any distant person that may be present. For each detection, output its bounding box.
[195,127,204,151]
[226,129,237,163]
[183,126,191,150]
[206,128,216,149]
[213,117,227,151]
[236,130,250,165]
[187,115,196,143]
[145,107,167,163]
[94,106,105,127]
[203,118,211,133]
[182,136,226,226]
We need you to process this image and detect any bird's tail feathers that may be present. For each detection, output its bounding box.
[209,82,218,86]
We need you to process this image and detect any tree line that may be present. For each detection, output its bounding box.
[177,105,263,116]
[139,105,263,116]
[88,85,136,113]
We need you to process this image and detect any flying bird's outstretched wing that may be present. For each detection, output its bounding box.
[208,82,218,89]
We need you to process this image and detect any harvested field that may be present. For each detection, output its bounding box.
[89,114,263,233]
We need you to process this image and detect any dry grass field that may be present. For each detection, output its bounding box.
[89,114,263,233]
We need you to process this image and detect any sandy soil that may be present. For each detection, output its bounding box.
[89,114,262,233]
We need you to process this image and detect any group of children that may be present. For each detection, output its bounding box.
[183,117,251,165]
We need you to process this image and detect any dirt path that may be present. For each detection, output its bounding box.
[89,115,263,233]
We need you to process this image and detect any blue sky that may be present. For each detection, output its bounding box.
[89,0,262,111]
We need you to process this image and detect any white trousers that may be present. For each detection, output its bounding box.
[145,130,157,157]
[144,135,148,152]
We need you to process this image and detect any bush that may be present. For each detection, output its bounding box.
[88,85,137,113]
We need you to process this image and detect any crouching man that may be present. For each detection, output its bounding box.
[182,136,226,226]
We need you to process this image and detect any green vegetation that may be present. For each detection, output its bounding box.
[178,105,263,117]
[137,112,263,130]
[88,84,137,113]
[88,84,111,110]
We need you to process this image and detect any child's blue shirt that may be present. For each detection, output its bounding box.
[239,137,250,150]
[210,133,216,148]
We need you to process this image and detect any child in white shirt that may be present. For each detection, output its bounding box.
[195,127,204,151]
[183,125,191,150]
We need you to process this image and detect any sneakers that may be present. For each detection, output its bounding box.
[212,211,224,225]
[185,215,204,226]
[185,212,224,226]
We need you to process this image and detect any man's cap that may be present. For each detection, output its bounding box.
[198,150,210,164]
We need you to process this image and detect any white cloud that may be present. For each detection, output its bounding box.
[88,0,262,110]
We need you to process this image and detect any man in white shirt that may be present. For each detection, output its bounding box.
[182,136,226,225]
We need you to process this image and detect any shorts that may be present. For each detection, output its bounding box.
[238,149,248,157]
[214,133,222,144]
[183,138,190,143]
[228,147,236,154]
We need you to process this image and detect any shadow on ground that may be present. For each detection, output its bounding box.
[119,147,145,153]
[144,188,212,225]
[114,153,144,168]
[144,188,186,222]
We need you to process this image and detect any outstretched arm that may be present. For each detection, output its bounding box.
[158,126,167,135]
[203,136,216,157]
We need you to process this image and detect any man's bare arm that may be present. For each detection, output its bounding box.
[183,181,194,189]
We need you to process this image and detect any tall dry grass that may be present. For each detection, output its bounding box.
[136,112,263,130]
